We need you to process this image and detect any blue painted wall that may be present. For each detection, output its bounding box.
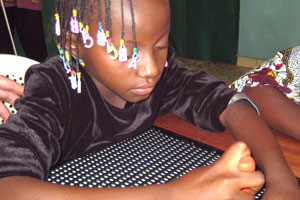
[238,0,300,60]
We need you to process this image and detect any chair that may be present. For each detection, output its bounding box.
[0,54,39,124]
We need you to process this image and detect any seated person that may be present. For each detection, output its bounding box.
[230,45,300,142]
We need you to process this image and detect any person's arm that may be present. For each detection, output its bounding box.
[220,101,300,200]
[0,75,24,120]
[0,176,167,200]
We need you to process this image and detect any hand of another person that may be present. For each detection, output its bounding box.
[0,75,24,121]
[163,141,265,200]
[238,154,256,193]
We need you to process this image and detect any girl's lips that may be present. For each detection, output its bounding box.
[130,87,154,96]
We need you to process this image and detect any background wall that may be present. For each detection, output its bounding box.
[169,0,239,63]
[16,1,300,64]
[238,0,300,60]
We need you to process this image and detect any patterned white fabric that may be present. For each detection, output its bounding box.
[230,45,300,104]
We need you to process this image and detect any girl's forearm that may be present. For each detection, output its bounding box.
[0,176,166,200]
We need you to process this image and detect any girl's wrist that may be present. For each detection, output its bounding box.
[265,171,298,189]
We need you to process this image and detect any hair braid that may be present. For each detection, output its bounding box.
[53,0,139,92]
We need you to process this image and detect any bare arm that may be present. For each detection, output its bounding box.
[220,101,300,199]
[0,176,166,200]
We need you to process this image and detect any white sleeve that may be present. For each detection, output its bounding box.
[228,93,260,115]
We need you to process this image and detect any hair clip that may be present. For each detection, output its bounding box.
[79,58,85,67]
[104,30,118,60]
[105,31,113,53]
[97,22,106,46]
[76,72,82,93]
[63,51,71,74]
[69,70,78,90]
[57,44,64,56]
[119,39,127,62]
[55,13,61,36]
[128,48,139,69]
[110,44,119,60]
[70,9,79,34]
[57,44,69,73]
[127,0,138,70]
[79,22,94,48]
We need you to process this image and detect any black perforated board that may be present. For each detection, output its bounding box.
[47,126,300,199]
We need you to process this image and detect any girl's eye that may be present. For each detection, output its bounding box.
[155,44,169,50]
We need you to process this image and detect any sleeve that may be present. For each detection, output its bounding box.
[158,48,237,132]
[228,93,260,115]
[0,62,68,180]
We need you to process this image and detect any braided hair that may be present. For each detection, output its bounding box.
[53,0,138,93]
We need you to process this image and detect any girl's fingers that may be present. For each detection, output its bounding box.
[0,75,24,96]
[6,92,21,106]
[0,101,10,121]
[11,82,24,97]
[0,75,24,105]
[0,89,22,106]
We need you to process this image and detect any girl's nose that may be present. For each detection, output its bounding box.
[136,51,160,81]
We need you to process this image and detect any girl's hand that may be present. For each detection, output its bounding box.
[163,141,265,200]
[0,75,24,121]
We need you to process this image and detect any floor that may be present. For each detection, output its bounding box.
[176,57,252,85]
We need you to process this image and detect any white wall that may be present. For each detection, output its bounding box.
[238,0,300,60]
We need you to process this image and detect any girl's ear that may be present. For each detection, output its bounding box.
[65,32,78,56]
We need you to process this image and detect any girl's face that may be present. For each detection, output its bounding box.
[77,0,170,108]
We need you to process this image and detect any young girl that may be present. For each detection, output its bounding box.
[0,0,298,199]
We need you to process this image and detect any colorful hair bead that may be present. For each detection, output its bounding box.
[128,47,139,69]
[110,44,119,60]
[118,0,127,62]
[79,58,85,67]
[79,22,94,48]
[63,51,71,74]
[106,31,113,53]
[57,44,64,56]
[69,70,78,90]
[97,22,106,46]
[97,0,106,46]
[55,13,61,36]
[128,0,139,69]
[77,72,82,93]
[70,9,80,34]
[165,61,168,67]
[119,39,128,62]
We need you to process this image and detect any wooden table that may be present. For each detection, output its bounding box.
[154,113,300,178]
